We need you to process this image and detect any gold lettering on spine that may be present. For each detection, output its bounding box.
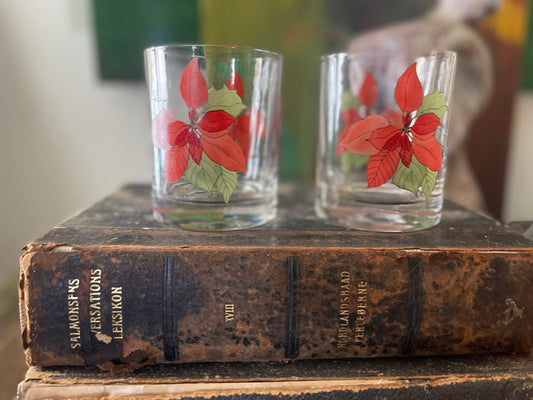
[225,303,235,322]
[111,286,123,339]
[337,271,351,349]
[355,281,368,343]
[68,279,81,349]
[337,273,369,349]
[89,269,102,335]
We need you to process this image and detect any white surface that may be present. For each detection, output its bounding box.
[0,0,151,281]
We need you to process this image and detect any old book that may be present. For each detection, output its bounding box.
[17,355,533,399]
[19,184,533,370]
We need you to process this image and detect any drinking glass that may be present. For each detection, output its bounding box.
[145,44,282,230]
[315,50,457,232]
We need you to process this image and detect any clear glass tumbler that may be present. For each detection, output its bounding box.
[145,45,282,231]
[315,50,457,232]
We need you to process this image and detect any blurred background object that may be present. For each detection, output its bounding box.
[0,1,532,395]
[468,0,530,219]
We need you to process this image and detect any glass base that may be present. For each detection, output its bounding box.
[316,183,443,232]
[317,203,441,232]
[153,195,276,231]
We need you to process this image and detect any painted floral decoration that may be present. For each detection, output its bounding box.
[338,63,448,200]
[152,58,266,203]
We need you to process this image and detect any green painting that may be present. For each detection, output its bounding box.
[93,0,198,80]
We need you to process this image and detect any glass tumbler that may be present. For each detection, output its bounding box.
[145,45,282,231]
[315,50,457,232]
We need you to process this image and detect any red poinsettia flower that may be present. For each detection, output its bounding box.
[342,63,442,188]
[153,59,247,182]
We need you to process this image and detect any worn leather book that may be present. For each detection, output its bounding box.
[19,184,533,370]
[17,355,533,399]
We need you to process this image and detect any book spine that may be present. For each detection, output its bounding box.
[20,243,533,370]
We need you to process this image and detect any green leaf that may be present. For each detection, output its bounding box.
[419,162,437,201]
[340,152,369,173]
[184,156,221,195]
[416,90,447,119]
[391,159,421,197]
[340,91,359,112]
[184,155,238,203]
[216,167,238,203]
[204,86,247,118]
[391,156,437,200]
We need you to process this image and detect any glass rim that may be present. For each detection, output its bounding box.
[321,49,457,62]
[144,43,283,60]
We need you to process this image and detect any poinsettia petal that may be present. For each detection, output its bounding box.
[234,114,251,134]
[336,126,350,156]
[227,107,265,159]
[411,112,440,136]
[413,131,436,141]
[367,149,400,188]
[394,63,423,113]
[164,146,189,182]
[399,135,413,167]
[342,114,389,155]
[337,109,362,155]
[152,109,178,150]
[412,136,442,171]
[200,133,247,173]
[236,107,266,139]
[368,125,401,152]
[359,72,378,107]
[400,148,413,167]
[341,108,362,126]
[198,110,235,133]
[226,71,244,97]
[167,120,190,147]
[180,58,208,109]
[228,123,252,160]
[383,134,400,151]
[381,109,403,128]
[189,134,203,164]
[200,129,227,139]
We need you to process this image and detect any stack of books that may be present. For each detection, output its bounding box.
[17,184,533,399]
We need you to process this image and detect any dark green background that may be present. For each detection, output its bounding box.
[93,0,198,80]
